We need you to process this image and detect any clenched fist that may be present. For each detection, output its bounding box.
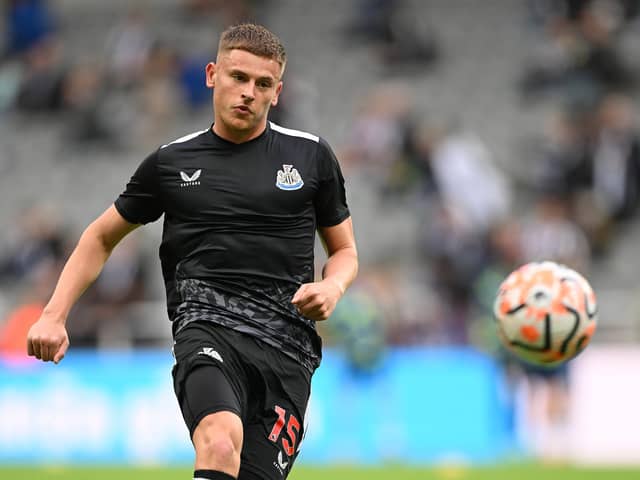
[26,317,69,364]
[291,279,344,321]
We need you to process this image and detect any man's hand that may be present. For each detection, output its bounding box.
[292,279,344,321]
[26,316,69,364]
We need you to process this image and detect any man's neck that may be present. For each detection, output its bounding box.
[212,122,267,144]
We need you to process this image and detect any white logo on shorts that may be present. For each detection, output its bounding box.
[273,450,288,476]
[197,347,223,362]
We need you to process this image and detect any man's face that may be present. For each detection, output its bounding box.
[206,49,283,142]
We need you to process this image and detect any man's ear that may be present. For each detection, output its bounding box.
[271,81,283,107]
[205,62,216,88]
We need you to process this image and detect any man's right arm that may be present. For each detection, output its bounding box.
[27,205,140,363]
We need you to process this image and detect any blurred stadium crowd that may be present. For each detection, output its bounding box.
[1,0,640,374]
[3,0,640,463]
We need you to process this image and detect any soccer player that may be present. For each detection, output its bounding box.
[26,23,358,480]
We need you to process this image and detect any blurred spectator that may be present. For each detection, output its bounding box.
[0,302,42,355]
[61,62,117,146]
[267,73,319,131]
[376,0,439,69]
[104,7,153,90]
[343,265,441,347]
[520,0,636,103]
[519,192,591,272]
[14,34,67,112]
[526,108,590,196]
[429,125,512,236]
[343,0,397,44]
[0,205,64,357]
[401,119,439,197]
[527,93,640,256]
[325,280,386,374]
[137,41,181,149]
[0,204,68,286]
[412,124,512,345]
[0,257,57,357]
[420,201,492,345]
[178,53,211,110]
[67,232,150,348]
[519,8,577,100]
[518,358,572,462]
[469,219,523,353]
[521,104,629,256]
[341,83,414,196]
[343,0,439,69]
[575,2,636,93]
[590,92,640,223]
[567,92,640,255]
[3,0,56,58]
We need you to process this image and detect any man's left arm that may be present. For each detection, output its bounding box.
[292,217,358,321]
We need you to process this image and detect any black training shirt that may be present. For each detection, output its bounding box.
[114,122,350,371]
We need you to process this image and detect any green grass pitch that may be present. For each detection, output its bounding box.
[2,465,640,480]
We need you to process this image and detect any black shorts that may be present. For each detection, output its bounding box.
[171,321,312,479]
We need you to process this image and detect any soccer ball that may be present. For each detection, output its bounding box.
[493,261,597,367]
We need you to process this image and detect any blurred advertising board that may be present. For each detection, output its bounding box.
[0,348,514,465]
[568,346,640,466]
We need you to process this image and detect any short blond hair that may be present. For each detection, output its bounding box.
[218,23,286,73]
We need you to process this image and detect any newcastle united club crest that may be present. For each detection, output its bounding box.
[275,164,304,191]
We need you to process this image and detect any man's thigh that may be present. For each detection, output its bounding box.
[172,323,249,436]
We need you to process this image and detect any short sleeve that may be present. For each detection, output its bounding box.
[314,138,350,227]
[114,150,164,224]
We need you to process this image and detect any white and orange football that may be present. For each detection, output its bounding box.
[493,261,597,367]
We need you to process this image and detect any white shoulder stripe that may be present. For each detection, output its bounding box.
[270,122,319,143]
[161,129,208,148]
